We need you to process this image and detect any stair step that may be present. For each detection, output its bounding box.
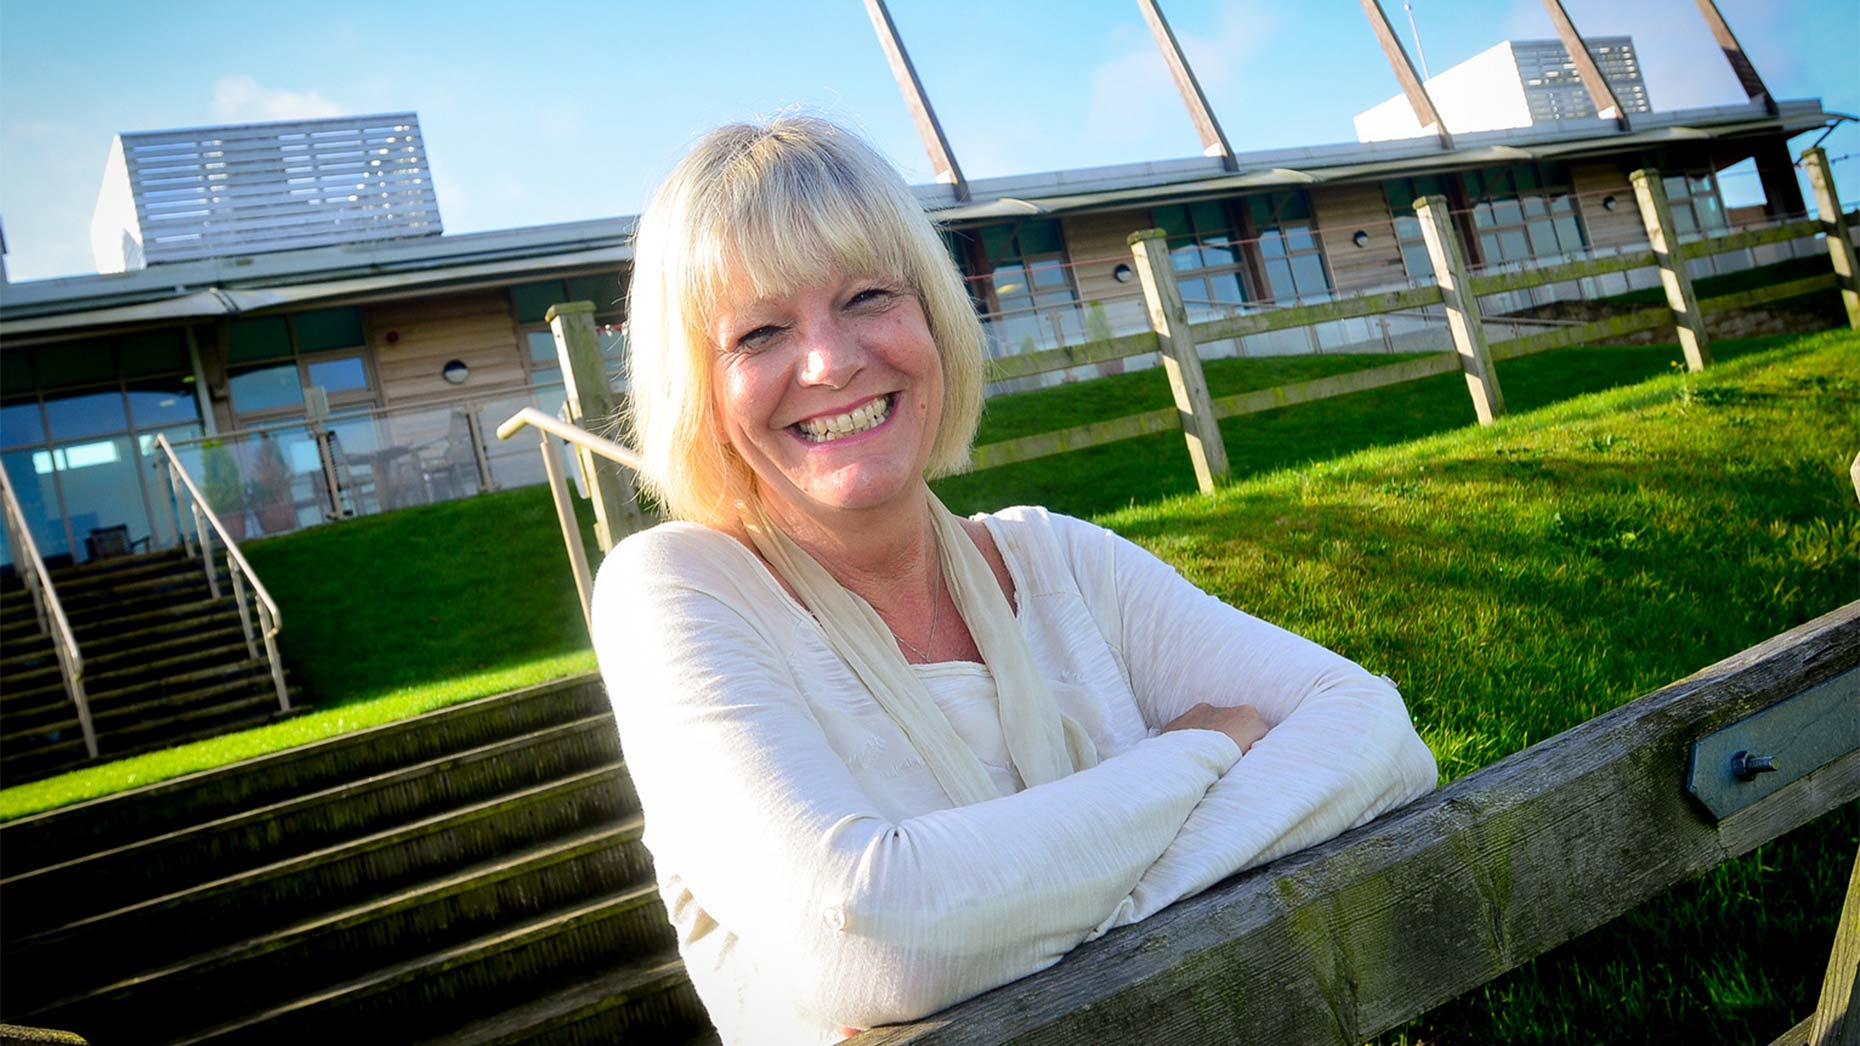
[5,627,252,692]
[2,714,622,947]
[1,661,272,741]
[169,885,679,1046]
[60,580,226,633]
[418,956,704,1046]
[0,610,242,673]
[3,763,637,952]
[0,675,609,879]
[2,556,199,614]
[2,642,256,713]
[45,548,190,588]
[0,686,290,788]
[20,820,661,1043]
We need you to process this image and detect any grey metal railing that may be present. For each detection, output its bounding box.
[494,406,645,632]
[151,434,291,712]
[0,466,96,758]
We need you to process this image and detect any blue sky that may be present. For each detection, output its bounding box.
[2,0,1855,282]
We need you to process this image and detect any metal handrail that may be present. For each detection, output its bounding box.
[0,467,97,758]
[495,407,646,632]
[151,434,291,712]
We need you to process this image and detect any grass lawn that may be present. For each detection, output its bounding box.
[0,328,1853,1041]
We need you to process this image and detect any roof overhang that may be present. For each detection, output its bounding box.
[927,100,1841,223]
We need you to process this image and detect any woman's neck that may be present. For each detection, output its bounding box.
[755,485,939,609]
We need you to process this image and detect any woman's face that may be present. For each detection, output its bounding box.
[710,267,944,527]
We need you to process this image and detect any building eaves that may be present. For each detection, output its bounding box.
[923,97,1836,222]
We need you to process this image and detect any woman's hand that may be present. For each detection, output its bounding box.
[1160,702,1270,754]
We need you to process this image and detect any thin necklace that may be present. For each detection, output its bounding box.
[893,561,942,663]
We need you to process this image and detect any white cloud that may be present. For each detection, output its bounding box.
[210,75,345,122]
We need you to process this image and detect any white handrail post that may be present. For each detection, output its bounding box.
[258,601,291,712]
[464,408,496,493]
[70,672,98,759]
[228,554,259,661]
[536,429,595,634]
[170,463,196,559]
[192,505,221,599]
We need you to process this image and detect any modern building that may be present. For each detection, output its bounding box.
[90,113,441,273]
[0,89,1836,570]
[1355,37,1653,142]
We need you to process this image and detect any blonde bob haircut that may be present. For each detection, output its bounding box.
[624,117,985,527]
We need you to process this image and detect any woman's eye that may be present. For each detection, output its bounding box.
[735,325,786,351]
[847,287,893,308]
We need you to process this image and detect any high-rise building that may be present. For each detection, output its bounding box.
[1354,37,1653,142]
[89,112,442,273]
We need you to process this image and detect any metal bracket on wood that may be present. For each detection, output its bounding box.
[1686,667,1860,821]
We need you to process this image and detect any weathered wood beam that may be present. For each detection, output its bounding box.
[1540,0,1629,129]
[1191,284,1445,343]
[1693,0,1776,114]
[1678,218,1823,260]
[1808,843,1860,1045]
[1632,168,1712,371]
[1466,250,1657,296]
[1130,228,1229,491]
[1802,146,1860,331]
[546,302,644,552]
[857,602,1860,1045]
[984,330,1160,383]
[1358,0,1453,150]
[1415,194,1505,423]
[1488,306,1673,361]
[862,0,968,201]
[1135,0,1239,172]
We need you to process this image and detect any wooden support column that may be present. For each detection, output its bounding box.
[1630,169,1713,371]
[1540,0,1628,129]
[1802,146,1860,331]
[1136,0,1238,171]
[863,0,968,200]
[547,301,644,552]
[1413,195,1505,424]
[1693,0,1776,114]
[1358,0,1453,150]
[1128,229,1229,492]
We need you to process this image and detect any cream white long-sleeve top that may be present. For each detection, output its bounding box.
[591,506,1437,1045]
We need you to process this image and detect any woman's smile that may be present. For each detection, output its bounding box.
[792,392,897,444]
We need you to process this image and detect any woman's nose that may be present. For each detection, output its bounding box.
[798,319,866,390]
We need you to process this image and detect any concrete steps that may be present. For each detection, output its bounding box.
[0,675,713,1044]
[0,547,299,786]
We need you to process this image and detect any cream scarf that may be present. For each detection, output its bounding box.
[744,492,1100,806]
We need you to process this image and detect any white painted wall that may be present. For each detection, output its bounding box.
[1353,42,1534,142]
[88,137,143,274]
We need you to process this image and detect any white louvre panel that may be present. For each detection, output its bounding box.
[117,112,442,264]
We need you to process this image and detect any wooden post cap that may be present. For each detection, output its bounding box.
[543,301,597,323]
[1127,228,1169,246]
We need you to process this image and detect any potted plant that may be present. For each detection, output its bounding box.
[250,433,296,535]
[200,440,248,541]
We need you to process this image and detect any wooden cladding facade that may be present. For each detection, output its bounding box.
[366,291,529,407]
[1312,183,1408,294]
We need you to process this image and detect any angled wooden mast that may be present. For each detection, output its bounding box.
[1359,0,1454,150]
[1539,0,1630,130]
[862,0,969,201]
[1135,0,1239,172]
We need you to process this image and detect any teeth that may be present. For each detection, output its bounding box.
[797,395,892,443]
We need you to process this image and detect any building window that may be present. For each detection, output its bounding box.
[225,307,375,421]
[1383,175,1452,279]
[509,273,626,392]
[1243,191,1332,304]
[1,329,203,565]
[1461,164,1586,266]
[1663,172,1729,238]
[1152,201,1249,316]
[962,220,1079,355]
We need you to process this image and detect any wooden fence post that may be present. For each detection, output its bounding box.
[1630,168,1713,371]
[1128,229,1230,493]
[1801,146,1860,331]
[546,301,644,553]
[1412,195,1505,424]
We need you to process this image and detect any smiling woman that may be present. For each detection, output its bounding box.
[591,117,1437,1045]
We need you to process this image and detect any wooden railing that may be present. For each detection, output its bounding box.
[966,150,1858,486]
[855,601,1860,1045]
